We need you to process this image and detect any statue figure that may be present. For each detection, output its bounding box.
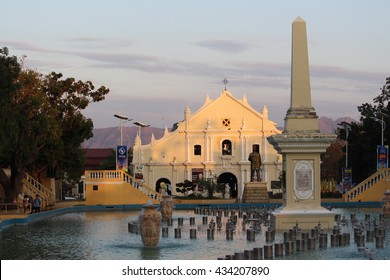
[159,182,166,195]
[248,144,262,182]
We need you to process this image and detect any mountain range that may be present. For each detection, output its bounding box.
[82,116,356,148]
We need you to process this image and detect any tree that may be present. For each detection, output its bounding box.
[0,48,110,196]
[337,77,390,184]
[42,71,109,180]
[197,177,225,198]
[0,62,58,196]
[0,47,20,156]
[175,180,196,196]
[321,141,344,181]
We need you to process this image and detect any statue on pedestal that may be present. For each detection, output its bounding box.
[248,144,262,182]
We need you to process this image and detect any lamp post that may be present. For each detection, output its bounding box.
[372,110,389,170]
[114,114,132,146]
[372,110,388,146]
[372,117,386,146]
[340,122,351,168]
[340,122,352,192]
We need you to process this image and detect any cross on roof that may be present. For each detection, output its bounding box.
[222,78,228,90]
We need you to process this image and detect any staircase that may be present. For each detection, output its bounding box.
[343,168,390,202]
[122,171,162,202]
[22,174,56,210]
[84,170,162,205]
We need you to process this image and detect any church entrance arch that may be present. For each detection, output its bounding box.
[155,178,172,195]
[218,172,238,198]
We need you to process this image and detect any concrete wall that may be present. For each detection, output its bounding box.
[85,182,156,205]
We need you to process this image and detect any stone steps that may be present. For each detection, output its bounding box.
[242,182,270,203]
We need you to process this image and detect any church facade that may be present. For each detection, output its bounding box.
[131,89,282,199]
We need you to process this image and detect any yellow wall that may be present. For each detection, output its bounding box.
[85,182,157,205]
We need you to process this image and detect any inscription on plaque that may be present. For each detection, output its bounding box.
[294,161,313,200]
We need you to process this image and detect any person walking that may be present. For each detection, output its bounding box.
[32,194,42,213]
[23,195,29,213]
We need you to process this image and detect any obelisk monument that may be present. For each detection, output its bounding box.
[267,17,336,230]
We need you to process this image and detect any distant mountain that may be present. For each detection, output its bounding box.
[82,117,357,148]
[82,126,166,148]
[318,116,357,134]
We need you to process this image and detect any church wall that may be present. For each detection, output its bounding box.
[132,91,282,198]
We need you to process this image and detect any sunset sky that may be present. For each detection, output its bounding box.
[1,0,389,128]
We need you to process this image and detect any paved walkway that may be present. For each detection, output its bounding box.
[0,200,86,221]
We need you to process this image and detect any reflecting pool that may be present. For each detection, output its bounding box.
[0,208,389,260]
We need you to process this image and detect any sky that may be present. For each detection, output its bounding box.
[1,0,389,129]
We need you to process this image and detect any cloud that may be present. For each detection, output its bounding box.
[4,39,386,106]
[311,65,384,84]
[66,37,136,49]
[193,39,252,53]
[84,95,198,128]
[2,40,58,54]
[77,49,386,94]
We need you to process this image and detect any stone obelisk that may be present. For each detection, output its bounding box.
[267,17,336,230]
[285,17,318,133]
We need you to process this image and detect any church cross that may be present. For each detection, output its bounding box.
[223,78,228,90]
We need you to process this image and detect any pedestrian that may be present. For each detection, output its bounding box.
[17,193,24,212]
[32,194,42,213]
[28,195,33,213]
[23,195,29,213]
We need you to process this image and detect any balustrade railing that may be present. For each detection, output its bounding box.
[85,170,123,180]
[344,168,390,201]
[85,170,162,202]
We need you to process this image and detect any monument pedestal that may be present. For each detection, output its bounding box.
[271,207,335,230]
[242,182,269,203]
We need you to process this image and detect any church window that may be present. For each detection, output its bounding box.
[222,140,232,155]
[194,145,201,156]
[222,118,231,127]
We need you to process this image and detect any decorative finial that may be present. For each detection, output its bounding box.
[222,78,228,90]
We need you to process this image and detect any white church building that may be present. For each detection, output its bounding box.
[131,89,282,199]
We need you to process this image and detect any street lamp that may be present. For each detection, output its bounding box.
[340,122,351,168]
[339,122,352,192]
[372,110,389,146]
[114,114,132,146]
[133,121,150,138]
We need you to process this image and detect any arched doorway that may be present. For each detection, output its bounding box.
[155,178,172,195]
[218,172,238,198]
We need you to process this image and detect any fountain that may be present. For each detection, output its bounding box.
[0,204,389,260]
[139,200,161,246]
[160,195,174,220]
[382,190,390,217]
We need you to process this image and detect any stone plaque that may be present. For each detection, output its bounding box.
[294,161,313,200]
